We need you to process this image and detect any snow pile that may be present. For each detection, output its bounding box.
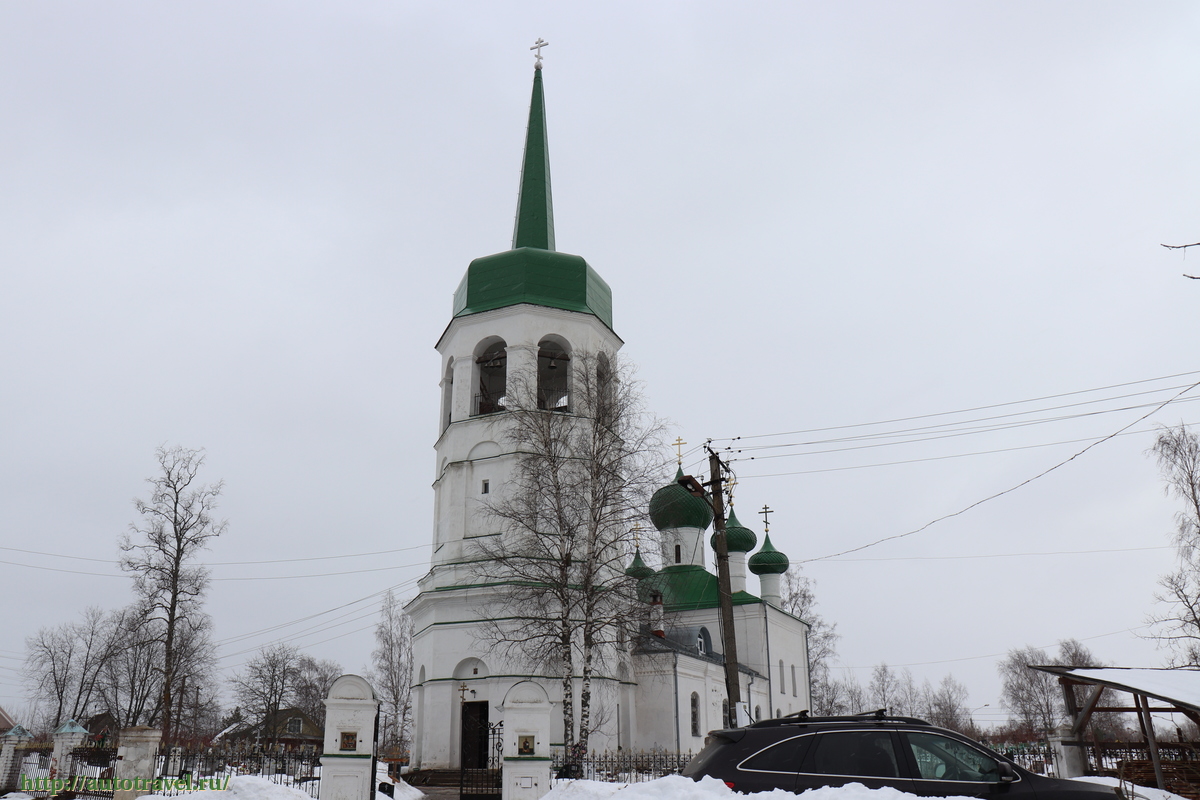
[1071,776,1186,800]
[545,776,964,800]
[142,776,319,800]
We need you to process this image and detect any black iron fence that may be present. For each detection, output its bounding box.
[151,750,322,798]
[551,751,694,784]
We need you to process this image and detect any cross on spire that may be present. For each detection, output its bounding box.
[672,437,687,465]
[530,38,549,69]
[726,478,739,507]
[760,504,773,534]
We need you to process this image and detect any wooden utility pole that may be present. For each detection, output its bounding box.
[707,446,742,726]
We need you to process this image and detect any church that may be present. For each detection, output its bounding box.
[405,56,812,769]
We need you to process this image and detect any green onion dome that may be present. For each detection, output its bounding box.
[649,467,714,531]
[624,549,656,581]
[748,534,789,575]
[710,507,757,553]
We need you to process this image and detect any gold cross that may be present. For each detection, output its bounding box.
[760,505,773,534]
[726,478,739,507]
[632,521,641,547]
[672,437,687,465]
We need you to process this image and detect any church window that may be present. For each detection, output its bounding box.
[287,718,301,735]
[776,709,782,718]
[697,627,712,655]
[537,338,570,412]
[755,705,762,721]
[791,665,797,697]
[779,661,785,693]
[481,480,489,494]
[690,692,700,737]
[473,340,507,416]
[722,699,730,728]
[674,544,682,564]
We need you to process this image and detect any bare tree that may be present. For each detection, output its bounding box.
[369,589,413,756]
[472,351,663,760]
[1148,424,1200,665]
[294,654,342,726]
[922,674,972,734]
[779,570,839,715]
[232,644,301,748]
[998,638,1101,737]
[120,446,227,742]
[24,607,120,728]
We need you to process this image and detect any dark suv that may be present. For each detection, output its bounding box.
[682,712,1120,800]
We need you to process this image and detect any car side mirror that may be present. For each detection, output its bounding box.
[997,762,1016,784]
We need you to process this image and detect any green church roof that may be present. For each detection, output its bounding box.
[749,533,789,575]
[644,564,761,612]
[648,467,714,532]
[711,507,757,553]
[451,67,614,329]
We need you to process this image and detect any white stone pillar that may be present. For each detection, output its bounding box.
[1,726,32,794]
[502,681,552,800]
[505,344,538,409]
[1048,724,1086,779]
[114,726,162,800]
[321,674,379,800]
[51,721,89,781]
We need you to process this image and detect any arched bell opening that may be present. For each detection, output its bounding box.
[473,339,508,416]
[537,336,571,412]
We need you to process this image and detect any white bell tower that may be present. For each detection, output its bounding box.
[406,62,622,770]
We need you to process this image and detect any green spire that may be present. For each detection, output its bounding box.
[512,68,555,251]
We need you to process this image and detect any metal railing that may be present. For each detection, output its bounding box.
[551,750,694,784]
[472,393,507,416]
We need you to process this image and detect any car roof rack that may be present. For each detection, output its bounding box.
[748,709,932,729]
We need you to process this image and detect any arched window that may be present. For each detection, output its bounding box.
[690,692,700,737]
[776,708,782,719]
[721,699,730,728]
[537,338,570,411]
[697,628,712,655]
[441,361,455,429]
[755,705,761,721]
[779,661,785,693]
[474,340,507,415]
[791,665,797,697]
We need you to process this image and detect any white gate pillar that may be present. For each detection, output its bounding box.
[114,726,162,800]
[1,725,32,793]
[51,720,89,780]
[501,681,552,800]
[321,674,379,800]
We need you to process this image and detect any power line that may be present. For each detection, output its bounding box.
[737,422,1192,478]
[798,378,1200,563]
[713,369,1200,444]
[822,545,1171,563]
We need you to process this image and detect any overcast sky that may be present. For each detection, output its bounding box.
[3,1,1200,729]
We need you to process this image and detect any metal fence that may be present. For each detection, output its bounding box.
[151,751,322,798]
[551,751,694,784]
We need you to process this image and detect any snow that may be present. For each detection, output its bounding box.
[542,776,981,800]
[1071,776,1187,800]
[1053,668,1200,711]
[141,776,320,800]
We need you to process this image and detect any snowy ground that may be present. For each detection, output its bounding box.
[1,773,1187,800]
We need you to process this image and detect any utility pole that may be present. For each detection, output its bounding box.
[707,445,742,726]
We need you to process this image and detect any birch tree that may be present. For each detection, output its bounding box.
[472,351,663,762]
[1148,424,1200,665]
[370,590,414,755]
[120,445,227,743]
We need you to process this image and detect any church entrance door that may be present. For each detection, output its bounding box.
[460,701,489,769]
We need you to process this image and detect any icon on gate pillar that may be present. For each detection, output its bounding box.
[340,731,357,751]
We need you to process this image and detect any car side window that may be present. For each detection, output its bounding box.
[805,731,900,778]
[740,735,811,773]
[904,732,1003,782]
